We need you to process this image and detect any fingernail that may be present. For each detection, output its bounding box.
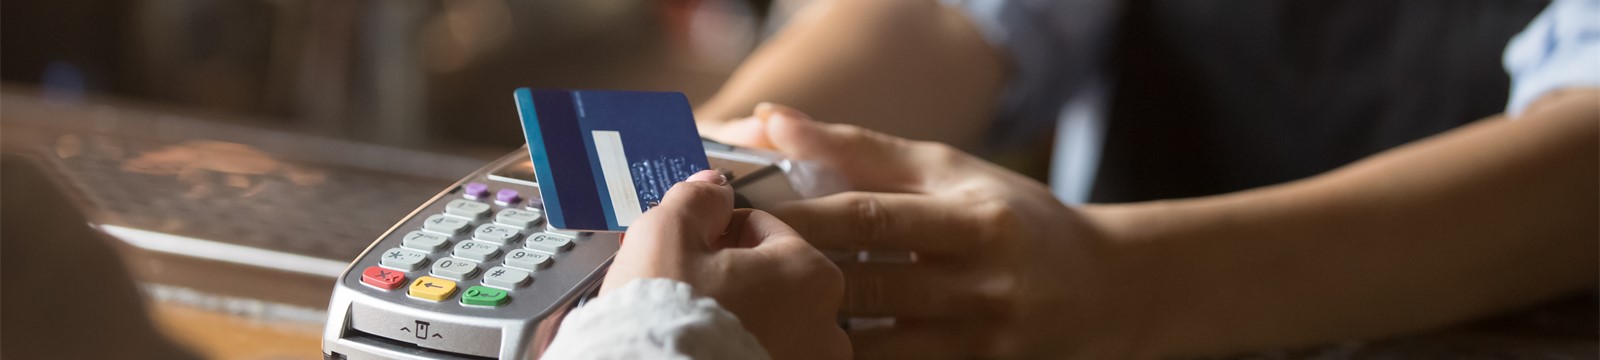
[754,102,775,118]
[766,104,810,125]
[717,116,773,148]
[723,116,765,133]
[766,108,812,135]
[686,169,727,185]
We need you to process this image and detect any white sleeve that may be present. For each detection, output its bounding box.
[541,278,770,360]
[941,0,1119,143]
[1502,0,1600,117]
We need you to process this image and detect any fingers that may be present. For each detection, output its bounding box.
[606,170,735,294]
[760,103,962,193]
[721,208,846,299]
[731,209,841,285]
[625,170,735,252]
[726,208,805,249]
[772,191,981,255]
[837,263,987,319]
[701,116,774,149]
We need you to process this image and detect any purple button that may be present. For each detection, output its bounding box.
[495,189,521,204]
[463,182,490,198]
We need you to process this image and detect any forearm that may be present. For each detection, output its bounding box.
[1091,90,1599,358]
[696,0,1006,148]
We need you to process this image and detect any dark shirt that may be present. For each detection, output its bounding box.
[1091,0,1549,202]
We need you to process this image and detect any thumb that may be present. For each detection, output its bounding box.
[622,170,735,254]
[758,103,928,193]
[703,116,774,149]
[605,170,734,294]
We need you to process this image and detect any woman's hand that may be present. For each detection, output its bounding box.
[716,104,1154,359]
[717,96,1600,359]
[602,170,851,360]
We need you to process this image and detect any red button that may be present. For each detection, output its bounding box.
[361,266,406,290]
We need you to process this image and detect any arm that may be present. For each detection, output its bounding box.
[1090,89,1598,357]
[696,0,1007,149]
[1117,0,1600,351]
[739,94,1595,358]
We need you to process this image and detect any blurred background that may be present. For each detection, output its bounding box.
[3,0,805,153]
[1,1,1594,359]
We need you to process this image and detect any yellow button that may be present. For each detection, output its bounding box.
[408,276,457,301]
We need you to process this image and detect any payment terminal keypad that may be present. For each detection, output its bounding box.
[328,143,799,359]
[363,181,584,308]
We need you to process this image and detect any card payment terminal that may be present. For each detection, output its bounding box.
[322,142,799,359]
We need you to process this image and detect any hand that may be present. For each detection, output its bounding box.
[724,104,1154,359]
[602,170,851,360]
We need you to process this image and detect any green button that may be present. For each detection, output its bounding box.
[461,286,509,307]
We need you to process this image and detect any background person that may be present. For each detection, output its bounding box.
[548,0,1598,358]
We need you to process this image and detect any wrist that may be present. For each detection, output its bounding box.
[1080,196,1277,358]
[1075,203,1189,359]
[1082,182,1341,358]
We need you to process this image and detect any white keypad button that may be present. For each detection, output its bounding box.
[524,232,573,253]
[472,224,521,245]
[483,266,530,289]
[504,249,551,271]
[379,247,428,271]
[423,214,471,235]
[495,208,543,229]
[453,240,501,262]
[444,199,492,219]
[401,231,450,252]
[430,258,479,281]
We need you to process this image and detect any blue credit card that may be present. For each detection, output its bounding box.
[514,88,710,231]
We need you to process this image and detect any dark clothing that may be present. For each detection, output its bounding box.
[1092,0,1549,202]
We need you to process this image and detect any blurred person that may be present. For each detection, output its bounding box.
[1,155,200,359]
[543,0,1596,359]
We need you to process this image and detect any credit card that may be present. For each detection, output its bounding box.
[514,88,710,232]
